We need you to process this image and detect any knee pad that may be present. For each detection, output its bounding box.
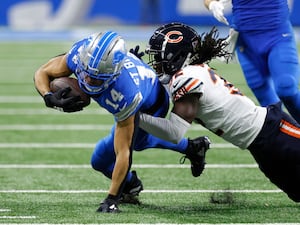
[90,150,105,172]
[274,75,298,98]
[90,136,115,172]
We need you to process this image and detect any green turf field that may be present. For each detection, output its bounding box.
[0,41,300,224]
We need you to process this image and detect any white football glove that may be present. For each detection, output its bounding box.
[208,0,229,25]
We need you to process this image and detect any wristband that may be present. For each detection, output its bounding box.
[43,91,53,97]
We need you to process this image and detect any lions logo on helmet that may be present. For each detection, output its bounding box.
[113,50,126,65]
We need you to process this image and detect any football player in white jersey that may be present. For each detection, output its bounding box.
[139,22,300,202]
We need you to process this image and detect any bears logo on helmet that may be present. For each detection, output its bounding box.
[146,22,200,83]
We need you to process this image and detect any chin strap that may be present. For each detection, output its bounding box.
[181,52,192,70]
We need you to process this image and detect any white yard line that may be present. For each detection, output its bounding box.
[0,109,108,115]
[2,224,299,225]
[0,143,236,149]
[0,143,95,148]
[0,208,36,220]
[0,164,257,169]
[0,124,207,131]
[0,189,281,194]
[0,216,36,219]
[0,209,11,212]
[0,96,41,103]
[0,124,113,130]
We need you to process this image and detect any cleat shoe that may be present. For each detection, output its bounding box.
[181,136,211,177]
[119,170,143,204]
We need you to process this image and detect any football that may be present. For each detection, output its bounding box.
[50,77,91,107]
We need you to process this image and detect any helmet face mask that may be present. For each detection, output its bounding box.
[146,48,168,83]
[76,69,115,95]
[77,31,127,95]
[146,22,199,84]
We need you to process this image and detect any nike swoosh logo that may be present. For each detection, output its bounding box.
[109,204,117,210]
[172,82,179,89]
[282,33,291,37]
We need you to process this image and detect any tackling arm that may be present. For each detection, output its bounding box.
[139,112,191,143]
[139,93,199,143]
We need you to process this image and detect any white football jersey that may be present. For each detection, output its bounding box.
[169,64,267,149]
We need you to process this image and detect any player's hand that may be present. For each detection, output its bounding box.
[62,101,84,113]
[43,87,82,112]
[97,195,120,213]
[208,0,229,25]
[129,45,145,59]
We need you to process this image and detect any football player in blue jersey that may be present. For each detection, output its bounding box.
[34,31,210,213]
[204,0,300,124]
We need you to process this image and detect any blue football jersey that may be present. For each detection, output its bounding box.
[66,36,164,122]
[232,0,289,31]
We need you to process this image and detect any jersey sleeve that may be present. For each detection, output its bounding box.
[169,70,204,102]
[113,91,143,121]
[95,70,144,122]
[98,88,143,122]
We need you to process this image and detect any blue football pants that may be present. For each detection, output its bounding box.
[236,21,300,123]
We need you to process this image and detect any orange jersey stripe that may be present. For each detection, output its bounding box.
[185,79,200,92]
[280,119,300,138]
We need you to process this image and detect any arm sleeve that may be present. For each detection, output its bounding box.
[139,112,191,143]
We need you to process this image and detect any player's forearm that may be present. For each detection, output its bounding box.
[34,68,52,96]
[139,112,191,143]
[34,55,71,96]
[109,117,134,196]
[109,151,130,196]
[204,0,215,9]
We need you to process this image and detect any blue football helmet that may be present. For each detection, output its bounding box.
[77,31,127,95]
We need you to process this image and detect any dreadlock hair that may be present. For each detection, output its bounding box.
[190,27,231,65]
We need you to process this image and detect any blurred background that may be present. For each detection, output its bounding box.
[0,0,299,42]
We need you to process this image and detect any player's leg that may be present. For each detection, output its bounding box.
[275,112,300,202]
[249,103,300,202]
[236,34,280,106]
[134,129,210,177]
[268,24,300,123]
[134,128,188,153]
[90,130,116,178]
